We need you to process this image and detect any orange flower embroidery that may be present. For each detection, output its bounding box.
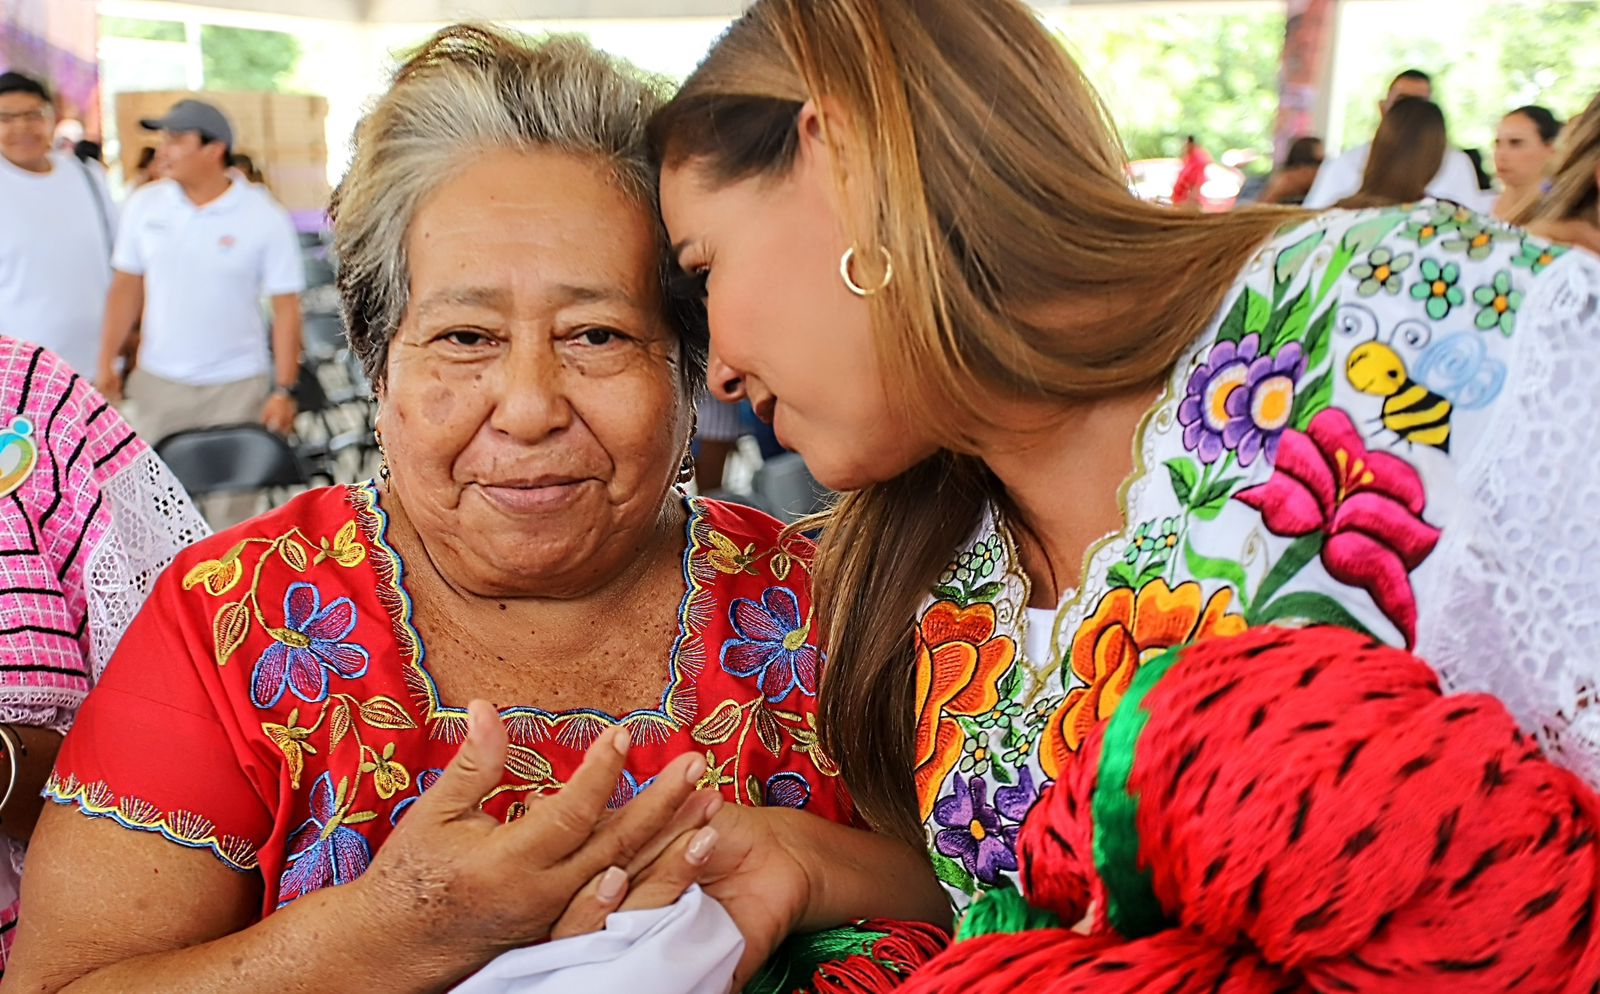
[912,601,1017,820]
[1040,579,1246,779]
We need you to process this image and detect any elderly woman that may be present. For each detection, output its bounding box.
[3,28,852,992]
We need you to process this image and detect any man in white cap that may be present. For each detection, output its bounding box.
[94,98,304,523]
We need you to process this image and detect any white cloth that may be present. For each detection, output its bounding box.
[1303,143,1484,210]
[1024,606,1056,668]
[111,178,305,386]
[0,151,115,375]
[452,886,744,994]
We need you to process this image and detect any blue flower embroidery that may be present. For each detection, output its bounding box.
[764,771,812,809]
[250,582,371,709]
[278,772,372,907]
[720,586,820,703]
[607,770,659,810]
[389,767,444,826]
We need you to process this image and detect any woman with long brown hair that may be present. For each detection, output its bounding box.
[1334,96,1448,208]
[1517,90,1600,254]
[541,0,1600,987]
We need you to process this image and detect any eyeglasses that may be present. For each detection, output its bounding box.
[0,109,48,125]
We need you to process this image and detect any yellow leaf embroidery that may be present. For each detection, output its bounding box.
[263,722,306,789]
[770,549,795,582]
[212,602,249,667]
[184,558,243,597]
[342,810,378,826]
[746,774,763,806]
[279,538,309,573]
[328,702,352,751]
[358,695,417,730]
[705,531,759,575]
[691,699,744,746]
[755,707,783,758]
[505,744,554,784]
[332,520,366,568]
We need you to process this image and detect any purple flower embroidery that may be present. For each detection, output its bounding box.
[720,586,820,703]
[607,770,659,810]
[994,766,1043,824]
[250,582,371,709]
[389,767,444,826]
[278,772,372,907]
[1178,334,1305,467]
[933,774,1019,885]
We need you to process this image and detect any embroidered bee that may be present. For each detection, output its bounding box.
[1345,330,1505,452]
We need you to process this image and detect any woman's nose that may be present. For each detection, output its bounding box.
[706,347,745,403]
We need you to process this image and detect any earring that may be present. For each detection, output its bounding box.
[374,429,391,485]
[839,245,894,297]
[678,447,696,485]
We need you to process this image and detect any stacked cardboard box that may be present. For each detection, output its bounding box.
[114,90,331,215]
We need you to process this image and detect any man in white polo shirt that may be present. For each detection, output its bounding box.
[1304,69,1485,210]
[95,99,304,465]
[0,71,116,375]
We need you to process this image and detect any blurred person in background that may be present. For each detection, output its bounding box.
[1169,135,1211,210]
[127,145,160,189]
[1518,90,1600,255]
[1306,69,1481,208]
[1258,135,1324,205]
[93,98,305,526]
[0,71,116,377]
[1334,97,1447,209]
[1493,105,1562,222]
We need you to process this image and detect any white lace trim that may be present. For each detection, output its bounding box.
[1417,248,1600,787]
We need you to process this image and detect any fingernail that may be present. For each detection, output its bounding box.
[612,727,631,757]
[703,791,724,819]
[685,754,707,785]
[596,866,627,904]
[686,826,718,865]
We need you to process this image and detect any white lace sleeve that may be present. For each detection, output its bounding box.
[82,450,210,689]
[1422,248,1600,786]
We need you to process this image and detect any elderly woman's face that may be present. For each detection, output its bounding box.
[380,148,688,597]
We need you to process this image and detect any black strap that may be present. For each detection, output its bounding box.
[72,157,113,258]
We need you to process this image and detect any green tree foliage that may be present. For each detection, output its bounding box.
[1057,10,1287,163]
[200,26,301,92]
[100,17,185,43]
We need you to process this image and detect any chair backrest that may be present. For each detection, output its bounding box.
[302,254,336,289]
[155,424,310,497]
[301,312,348,361]
[752,452,828,522]
[296,360,332,415]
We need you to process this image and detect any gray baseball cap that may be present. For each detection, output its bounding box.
[139,99,233,147]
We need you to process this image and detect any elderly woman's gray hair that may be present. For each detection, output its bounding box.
[330,25,707,388]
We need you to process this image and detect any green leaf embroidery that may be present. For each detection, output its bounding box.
[1274,229,1326,286]
[1193,475,1245,509]
[1303,304,1337,371]
[929,851,978,893]
[1265,287,1313,351]
[1249,591,1377,639]
[1341,210,1410,260]
[1164,458,1199,505]
[1107,560,1138,590]
[968,581,1006,604]
[933,585,964,602]
[1247,533,1325,620]
[1218,287,1270,344]
[1182,538,1251,611]
[989,762,1016,786]
[1291,370,1334,432]
[1133,560,1169,587]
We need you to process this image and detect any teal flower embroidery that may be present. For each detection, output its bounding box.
[1348,247,1413,297]
[1472,270,1522,336]
[1403,204,1470,246]
[940,534,1004,587]
[1441,222,1502,261]
[958,733,995,776]
[973,700,1025,730]
[1410,258,1465,320]
[1510,237,1567,275]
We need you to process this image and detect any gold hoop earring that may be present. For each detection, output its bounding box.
[839,245,894,297]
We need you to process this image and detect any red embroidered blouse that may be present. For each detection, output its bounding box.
[48,485,847,913]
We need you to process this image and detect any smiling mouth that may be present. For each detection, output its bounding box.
[471,477,596,513]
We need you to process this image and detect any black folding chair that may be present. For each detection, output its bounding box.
[155,424,310,499]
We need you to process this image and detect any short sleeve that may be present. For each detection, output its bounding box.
[46,566,270,871]
[109,189,146,276]
[260,204,306,297]
[1418,247,1600,787]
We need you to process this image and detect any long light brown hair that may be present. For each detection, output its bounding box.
[1516,89,1600,229]
[1337,97,1447,209]
[651,0,1298,843]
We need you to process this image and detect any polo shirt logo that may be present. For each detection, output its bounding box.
[219,235,236,250]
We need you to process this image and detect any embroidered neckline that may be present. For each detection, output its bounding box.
[350,483,713,747]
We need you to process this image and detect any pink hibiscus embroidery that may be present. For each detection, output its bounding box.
[1235,408,1440,644]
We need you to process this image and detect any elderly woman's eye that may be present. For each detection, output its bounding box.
[575,328,625,347]
[441,329,492,347]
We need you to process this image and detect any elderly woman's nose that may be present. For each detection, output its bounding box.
[706,348,745,403]
[486,361,574,440]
